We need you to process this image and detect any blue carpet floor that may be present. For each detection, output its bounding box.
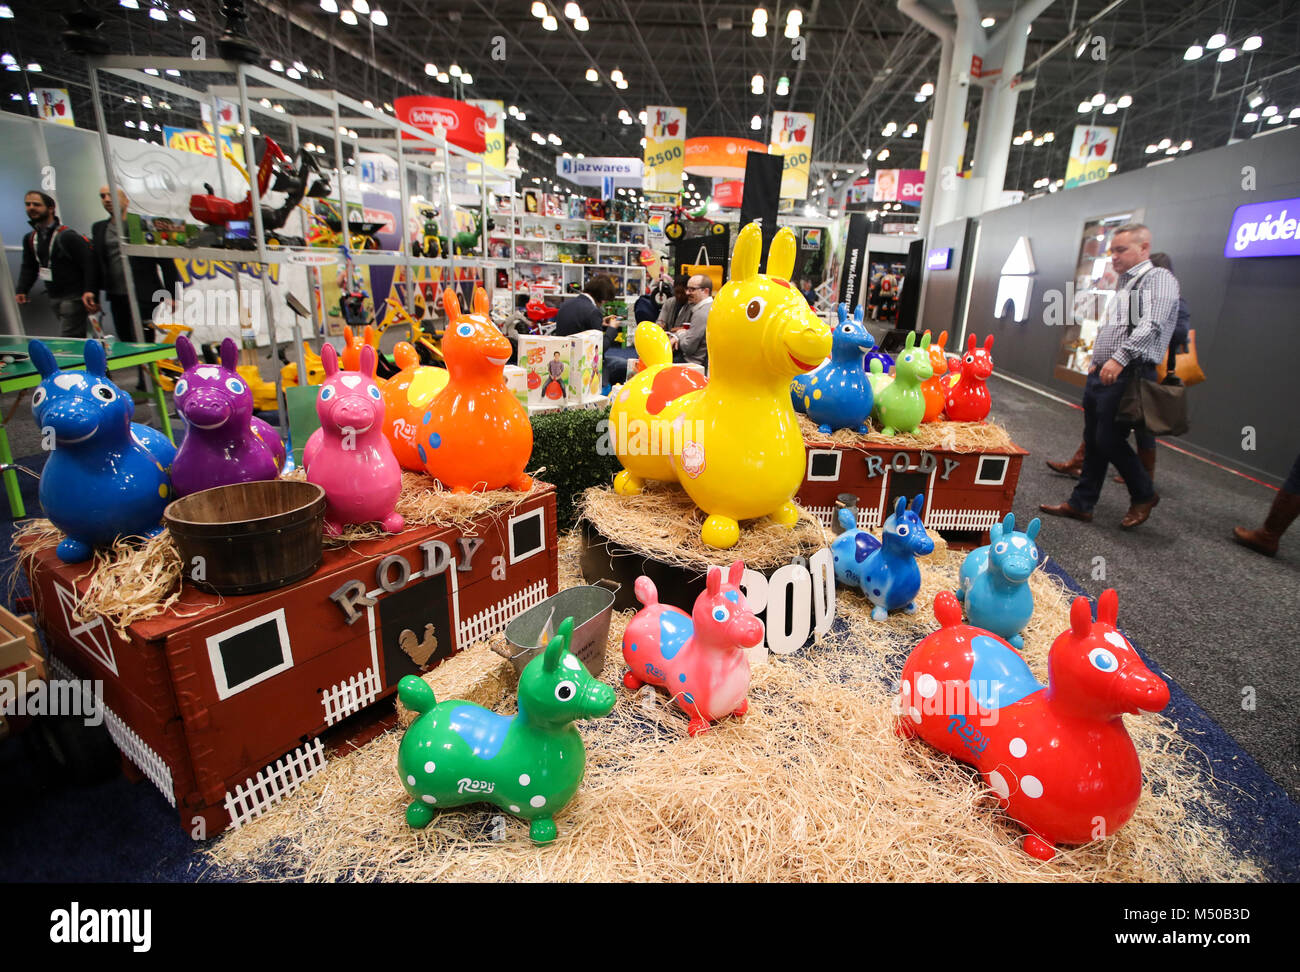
[2,446,1298,882]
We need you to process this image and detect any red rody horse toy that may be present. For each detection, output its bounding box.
[897,589,1169,860]
[944,333,995,422]
[622,560,764,736]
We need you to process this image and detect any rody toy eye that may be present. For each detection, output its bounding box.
[320,386,336,401]
[457,322,474,337]
[93,384,116,402]
[31,387,46,408]
[745,297,766,320]
[367,385,382,400]
[173,379,188,397]
[225,377,245,395]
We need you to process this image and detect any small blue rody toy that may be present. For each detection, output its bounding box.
[955,512,1043,650]
[831,494,935,621]
[29,339,176,563]
[790,303,876,434]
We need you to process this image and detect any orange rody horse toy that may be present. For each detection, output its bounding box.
[419,287,533,493]
[920,329,949,423]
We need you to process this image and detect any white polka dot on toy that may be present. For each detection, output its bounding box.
[519,773,530,786]
[530,795,546,808]
[406,775,416,786]
[1104,631,1128,650]
[509,805,520,813]
[900,680,911,696]
[1021,775,1044,799]
[988,770,1010,801]
[915,673,938,699]
[562,656,580,671]
[424,761,436,774]
[421,794,437,804]
[908,706,922,724]
[1008,737,1027,758]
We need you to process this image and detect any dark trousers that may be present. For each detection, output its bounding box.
[107,293,157,343]
[52,296,88,338]
[1070,363,1156,513]
[1284,452,1300,495]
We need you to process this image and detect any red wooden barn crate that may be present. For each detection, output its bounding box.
[794,437,1028,536]
[23,484,558,838]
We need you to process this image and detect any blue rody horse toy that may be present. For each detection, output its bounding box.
[956,512,1043,650]
[831,494,935,621]
[791,303,876,433]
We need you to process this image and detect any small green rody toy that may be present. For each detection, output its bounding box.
[867,331,934,436]
[396,617,617,844]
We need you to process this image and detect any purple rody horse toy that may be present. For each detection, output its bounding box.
[621,560,765,736]
[304,343,405,536]
[171,336,285,498]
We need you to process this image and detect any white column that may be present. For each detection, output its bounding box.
[931,0,981,228]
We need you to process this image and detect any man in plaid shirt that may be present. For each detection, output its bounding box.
[1041,224,1179,529]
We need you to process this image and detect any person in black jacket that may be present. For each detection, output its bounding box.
[91,185,182,344]
[16,191,96,337]
[553,273,619,345]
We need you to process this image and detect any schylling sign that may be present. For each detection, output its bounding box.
[1224,196,1300,258]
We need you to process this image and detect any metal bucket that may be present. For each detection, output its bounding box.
[503,579,619,676]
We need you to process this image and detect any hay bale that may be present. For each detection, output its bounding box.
[206,538,1259,883]
[394,643,517,728]
[579,484,830,572]
[798,412,1015,453]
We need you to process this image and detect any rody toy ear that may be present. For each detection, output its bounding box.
[837,303,848,325]
[543,616,575,671]
[441,287,462,322]
[359,344,377,378]
[176,334,199,371]
[910,493,925,515]
[1097,588,1119,626]
[28,339,58,378]
[1070,596,1094,637]
[84,339,108,377]
[321,341,339,376]
[727,559,745,588]
[731,222,762,282]
[219,337,239,372]
[472,285,491,318]
[706,565,722,596]
[894,495,907,518]
[768,227,797,281]
[1026,517,1042,540]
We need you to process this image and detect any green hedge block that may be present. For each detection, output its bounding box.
[529,405,620,531]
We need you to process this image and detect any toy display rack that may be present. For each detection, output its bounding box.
[23,484,559,838]
[85,55,518,430]
[504,216,650,298]
[795,436,1029,537]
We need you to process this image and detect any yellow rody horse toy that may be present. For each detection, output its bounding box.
[611,223,832,549]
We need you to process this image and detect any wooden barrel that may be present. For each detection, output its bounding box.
[164,481,327,595]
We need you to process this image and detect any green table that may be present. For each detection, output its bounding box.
[0,337,178,518]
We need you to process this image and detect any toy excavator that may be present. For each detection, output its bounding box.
[188,135,330,249]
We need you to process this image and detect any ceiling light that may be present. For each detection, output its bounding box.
[1217,47,1237,62]
[320,0,338,10]
[586,67,598,82]
[352,0,369,12]
[1183,44,1203,61]
[919,82,934,97]
[575,16,589,30]
[270,60,284,72]
[436,72,449,83]
[638,110,647,124]
[877,148,889,160]
[165,68,180,77]
[462,73,473,84]
[1157,138,1171,149]
[751,73,764,93]
[1262,104,1278,117]
[787,8,802,26]
[1116,94,1132,109]
[508,105,519,116]
[340,9,358,24]
[1102,103,1117,115]
[178,8,196,21]
[751,114,762,130]
[1165,146,1179,154]
[120,0,139,6]
[1267,114,1283,125]
[425,62,438,76]
[753,6,768,23]
[784,23,799,38]
[1090,93,1105,107]
[752,22,767,36]
[363,99,374,108]
[274,104,286,113]
[124,120,136,128]
[776,76,789,96]
[610,68,624,83]
[981,16,995,27]
[449,64,461,77]
[1291,107,1300,120]
[149,5,167,20]
[615,79,627,89]
[517,111,527,120]
[1242,35,1262,52]
[1012,136,1024,145]
[543,14,557,29]
[548,133,562,145]
[1247,89,1265,108]
[1179,140,1192,151]
[371,9,387,26]
[564,1,581,16]
[1077,101,1091,113]
[1107,163,1118,173]
[1021,129,1033,139]
[1032,136,1043,146]
[531,1,546,15]
[143,67,158,75]
[1206,32,1227,50]
[1145,144,1157,154]
[1243,111,1260,123]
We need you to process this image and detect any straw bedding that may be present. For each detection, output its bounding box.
[207,530,1259,882]
[797,413,1016,452]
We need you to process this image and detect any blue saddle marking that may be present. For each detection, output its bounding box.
[448,705,514,760]
[967,634,1042,710]
[658,611,694,661]
[854,531,881,563]
[723,590,739,604]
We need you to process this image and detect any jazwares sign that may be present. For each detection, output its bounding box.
[1224,197,1300,258]
[556,156,643,188]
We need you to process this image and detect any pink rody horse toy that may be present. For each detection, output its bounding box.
[898,589,1169,860]
[622,560,764,736]
[304,343,404,536]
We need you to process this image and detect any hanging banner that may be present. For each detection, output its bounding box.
[394,95,487,154]
[1064,125,1117,189]
[163,126,245,165]
[200,97,240,134]
[838,213,869,308]
[683,136,765,178]
[713,180,744,208]
[643,106,686,192]
[34,88,74,127]
[769,111,815,199]
[872,169,925,205]
[467,99,506,170]
[556,156,643,188]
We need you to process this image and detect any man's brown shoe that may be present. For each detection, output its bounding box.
[1120,493,1160,529]
[1046,442,1086,478]
[1039,501,1093,522]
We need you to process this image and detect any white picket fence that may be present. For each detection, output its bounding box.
[803,504,882,530]
[48,655,175,807]
[223,738,326,830]
[924,508,1004,531]
[320,667,381,727]
[456,579,550,648]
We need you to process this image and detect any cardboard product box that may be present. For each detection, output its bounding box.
[518,334,575,404]
[570,329,604,400]
[503,364,528,409]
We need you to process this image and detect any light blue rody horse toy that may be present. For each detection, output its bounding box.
[831,494,935,621]
[956,513,1043,650]
[791,303,876,433]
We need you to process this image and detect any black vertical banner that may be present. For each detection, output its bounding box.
[838,212,869,309]
[739,151,783,272]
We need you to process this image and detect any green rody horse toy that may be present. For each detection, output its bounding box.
[396,617,616,843]
[868,331,934,435]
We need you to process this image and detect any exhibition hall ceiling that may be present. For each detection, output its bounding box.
[1,0,1297,199]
